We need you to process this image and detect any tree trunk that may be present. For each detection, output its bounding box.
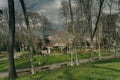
[7,0,17,79]
[19,0,35,74]
[68,0,74,33]
[68,0,74,66]
[0,9,2,20]
[91,0,104,61]
[75,47,79,65]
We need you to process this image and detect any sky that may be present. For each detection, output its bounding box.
[0,0,119,24]
[23,0,62,24]
[0,0,62,24]
[0,0,7,8]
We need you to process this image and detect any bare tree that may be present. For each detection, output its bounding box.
[0,9,2,20]
[92,0,105,59]
[19,0,35,74]
[7,0,17,79]
[60,1,69,25]
[68,0,74,33]
[68,0,75,66]
[92,0,105,39]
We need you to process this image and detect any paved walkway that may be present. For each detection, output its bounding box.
[0,55,120,78]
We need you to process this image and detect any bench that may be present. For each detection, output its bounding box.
[41,67,50,71]
[17,69,31,75]
[94,57,99,61]
[60,63,67,68]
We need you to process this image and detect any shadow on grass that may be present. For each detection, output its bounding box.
[31,74,46,80]
[16,60,31,70]
[41,56,49,65]
[94,57,120,64]
[93,65,120,73]
[20,72,46,80]
[64,70,74,80]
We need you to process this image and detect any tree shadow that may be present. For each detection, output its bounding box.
[35,74,46,80]
[63,69,74,80]
[16,60,31,69]
[41,56,49,65]
[94,57,120,64]
[23,73,46,80]
[93,65,120,73]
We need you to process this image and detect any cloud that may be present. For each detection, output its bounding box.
[0,0,62,24]
[35,0,62,24]
[0,0,7,9]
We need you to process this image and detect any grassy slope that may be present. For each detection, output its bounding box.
[0,52,111,72]
[14,57,120,80]
[0,53,89,72]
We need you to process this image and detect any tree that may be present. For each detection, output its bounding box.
[60,1,69,25]
[0,9,2,20]
[68,0,75,66]
[118,0,120,11]
[7,0,17,79]
[92,0,105,58]
[28,12,53,54]
[92,0,105,39]
[19,0,35,74]
[0,9,9,52]
[68,0,74,33]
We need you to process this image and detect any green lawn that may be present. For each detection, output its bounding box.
[10,57,120,80]
[0,51,111,72]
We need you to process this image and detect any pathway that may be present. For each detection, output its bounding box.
[0,55,120,78]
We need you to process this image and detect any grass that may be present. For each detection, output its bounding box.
[1,57,119,80]
[0,51,111,72]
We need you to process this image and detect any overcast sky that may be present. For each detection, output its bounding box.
[0,0,62,24]
[24,0,62,24]
[0,0,119,24]
[0,0,7,8]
